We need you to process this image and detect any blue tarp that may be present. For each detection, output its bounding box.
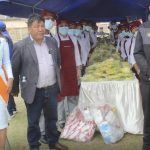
[0,0,149,22]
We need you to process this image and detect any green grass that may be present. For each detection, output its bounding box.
[6,97,143,150]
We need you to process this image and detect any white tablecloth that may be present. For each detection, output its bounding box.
[78,80,144,134]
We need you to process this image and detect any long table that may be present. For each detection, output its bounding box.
[78,80,143,134]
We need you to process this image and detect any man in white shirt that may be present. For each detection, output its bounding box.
[39,10,57,144]
[80,20,92,75]
[12,14,68,150]
[74,22,88,74]
[125,20,141,79]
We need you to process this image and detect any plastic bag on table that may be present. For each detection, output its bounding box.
[60,107,96,142]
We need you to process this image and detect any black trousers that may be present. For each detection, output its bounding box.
[140,82,150,150]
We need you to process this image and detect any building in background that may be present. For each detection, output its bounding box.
[0,15,28,43]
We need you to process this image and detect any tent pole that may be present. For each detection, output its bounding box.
[33,0,45,8]
[32,0,44,13]
[10,1,42,11]
[10,1,33,8]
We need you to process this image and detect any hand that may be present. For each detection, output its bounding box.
[7,78,13,94]
[77,68,81,81]
[12,92,19,97]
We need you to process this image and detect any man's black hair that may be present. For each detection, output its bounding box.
[27,13,45,27]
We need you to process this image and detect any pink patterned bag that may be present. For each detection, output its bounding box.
[60,107,96,142]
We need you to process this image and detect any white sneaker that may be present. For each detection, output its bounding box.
[13,110,18,114]
[10,114,15,119]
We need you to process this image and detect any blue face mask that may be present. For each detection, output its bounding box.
[75,29,82,36]
[45,19,54,30]
[68,29,75,36]
[58,27,69,36]
[119,30,126,38]
[126,32,133,37]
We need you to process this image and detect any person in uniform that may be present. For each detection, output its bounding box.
[88,21,97,50]
[55,19,82,129]
[117,24,130,60]
[109,21,118,46]
[80,19,92,75]
[67,20,76,36]
[116,24,127,53]
[134,18,150,150]
[74,22,88,75]
[0,30,13,150]
[125,20,141,79]
[41,10,57,37]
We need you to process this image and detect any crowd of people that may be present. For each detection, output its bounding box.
[0,10,97,150]
[109,20,142,79]
[1,8,150,150]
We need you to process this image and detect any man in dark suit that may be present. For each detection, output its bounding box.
[12,13,67,150]
[134,20,150,150]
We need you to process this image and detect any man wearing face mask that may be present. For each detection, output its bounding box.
[86,22,98,66]
[74,22,88,73]
[80,20,91,75]
[124,20,141,80]
[41,10,57,37]
[81,19,92,49]
[116,24,130,60]
[55,19,82,130]
[68,21,76,36]
[88,21,97,50]
[81,20,97,50]
[39,10,57,144]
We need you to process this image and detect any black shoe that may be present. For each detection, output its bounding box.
[49,142,68,150]
[30,148,39,150]
[39,135,48,144]
[29,142,41,150]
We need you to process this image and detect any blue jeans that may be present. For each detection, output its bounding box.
[25,83,60,148]
[7,94,16,115]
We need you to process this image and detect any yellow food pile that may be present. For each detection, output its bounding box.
[82,44,134,81]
